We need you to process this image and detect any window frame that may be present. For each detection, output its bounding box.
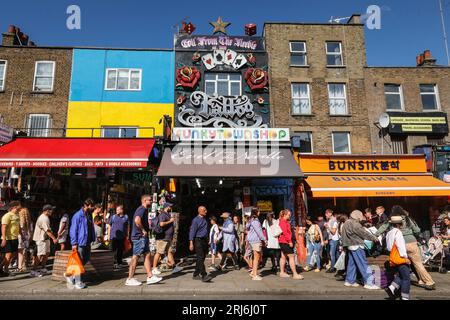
[0,60,7,91]
[293,132,314,154]
[33,61,55,92]
[204,73,242,96]
[101,126,139,138]
[332,132,351,154]
[27,113,52,137]
[419,84,441,111]
[384,84,405,111]
[289,41,308,66]
[328,83,348,115]
[104,68,142,91]
[326,42,344,67]
[291,83,312,115]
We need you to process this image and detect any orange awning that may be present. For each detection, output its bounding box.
[305,175,450,198]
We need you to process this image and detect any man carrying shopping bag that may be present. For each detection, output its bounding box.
[64,199,96,289]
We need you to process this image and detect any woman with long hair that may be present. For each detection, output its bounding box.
[246,208,266,280]
[278,209,304,280]
[304,216,324,272]
[17,207,33,272]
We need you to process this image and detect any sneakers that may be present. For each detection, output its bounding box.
[125,278,142,286]
[208,265,217,271]
[364,284,381,290]
[74,282,86,289]
[344,282,360,287]
[314,268,320,273]
[146,275,163,285]
[152,268,162,275]
[202,274,213,282]
[252,275,263,281]
[303,266,312,272]
[171,266,183,274]
[29,270,40,278]
[326,268,336,273]
[385,287,397,300]
[63,273,75,289]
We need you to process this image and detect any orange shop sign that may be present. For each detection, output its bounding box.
[296,154,427,174]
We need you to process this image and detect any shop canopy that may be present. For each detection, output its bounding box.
[305,175,450,198]
[0,138,155,168]
[157,146,304,178]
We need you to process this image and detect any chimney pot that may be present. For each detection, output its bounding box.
[424,50,432,59]
[7,25,16,33]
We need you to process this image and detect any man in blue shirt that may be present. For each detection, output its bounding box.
[107,204,129,268]
[189,206,212,282]
[67,198,96,290]
[125,195,162,286]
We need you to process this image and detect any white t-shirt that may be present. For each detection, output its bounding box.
[58,214,69,241]
[33,214,51,242]
[263,219,281,249]
[327,218,340,241]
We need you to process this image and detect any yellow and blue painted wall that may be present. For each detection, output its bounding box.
[67,48,174,137]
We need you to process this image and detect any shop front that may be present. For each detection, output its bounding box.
[297,154,450,229]
[0,137,157,218]
[156,127,304,255]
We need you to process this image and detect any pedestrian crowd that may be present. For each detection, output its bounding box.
[1,197,449,299]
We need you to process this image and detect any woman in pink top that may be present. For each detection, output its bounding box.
[278,209,304,280]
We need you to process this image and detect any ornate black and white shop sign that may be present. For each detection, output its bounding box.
[178,91,266,128]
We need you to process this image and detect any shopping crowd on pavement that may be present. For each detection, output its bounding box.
[1,195,450,300]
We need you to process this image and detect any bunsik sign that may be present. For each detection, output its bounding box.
[175,35,265,51]
[178,91,265,128]
[297,155,428,174]
[172,127,290,142]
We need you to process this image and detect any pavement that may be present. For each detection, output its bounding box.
[1,260,449,300]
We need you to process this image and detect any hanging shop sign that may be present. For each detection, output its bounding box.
[124,171,152,183]
[0,124,13,144]
[296,154,428,174]
[257,200,273,212]
[175,35,265,51]
[172,127,290,142]
[387,112,448,134]
[178,91,266,128]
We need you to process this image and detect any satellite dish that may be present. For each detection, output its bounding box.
[379,113,390,128]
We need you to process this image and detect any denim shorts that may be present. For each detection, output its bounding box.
[132,237,149,256]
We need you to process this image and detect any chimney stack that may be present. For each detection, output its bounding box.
[347,14,362,24]
[2,25,32,46]
[416,50,437,67]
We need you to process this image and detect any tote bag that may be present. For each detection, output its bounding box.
[389,231,408,267]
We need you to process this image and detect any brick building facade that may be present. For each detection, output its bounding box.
[264,16,450,156]
[0,26,72,137]
[365,64,450,155]
[264,15,372,155]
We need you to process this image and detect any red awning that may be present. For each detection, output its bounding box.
[0,138,155,168]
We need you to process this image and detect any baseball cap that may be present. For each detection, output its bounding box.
[42,204,56,212]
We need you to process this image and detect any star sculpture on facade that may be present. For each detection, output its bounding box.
[210,17,231,35]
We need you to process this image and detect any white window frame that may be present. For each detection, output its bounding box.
[101,126,139,138]
[384,84,404,111]
[293,132,314,154]
[0,60,7,91]
[420,84,441,111]
[291,83,311,115]
[326,42,344,66]
[289,41,307,66]
[328,83,348,115]
[27,114,52,137]
[332,132,351,154]
[33,61,55,92]
[104,68,142,91]
[204,73,242,96]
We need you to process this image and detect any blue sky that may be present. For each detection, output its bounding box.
[1,0,450,66]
